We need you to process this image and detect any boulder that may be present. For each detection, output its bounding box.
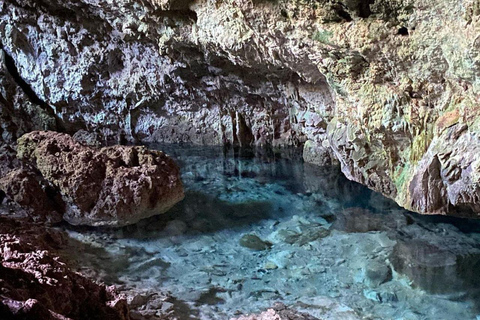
[4,131,184,227]
[0,144,63,223]
[389,239,480,294]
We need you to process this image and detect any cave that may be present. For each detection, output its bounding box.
[1,0,480,319]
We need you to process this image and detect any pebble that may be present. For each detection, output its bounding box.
[264,261,278,270]
[239,234,272,251]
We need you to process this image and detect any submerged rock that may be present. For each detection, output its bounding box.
[333,207,407,233]
[3,131,184,227]
[239,234,272,251]
[276,225,330,246]
[360,261,392,288]
[390,240,480,294]
[232,301,360,320]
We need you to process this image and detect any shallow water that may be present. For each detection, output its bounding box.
[64,145,480,319]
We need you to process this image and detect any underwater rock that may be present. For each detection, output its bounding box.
[239,234,272,251]
[360,261,392,288]
[264,262,278,270]
[363,289,398,303]
[333,207,407,233]
[10,131,184,227]
[233,301,361,320]
[276,225,330,246]
[232,302,319,320]
[0,216,130,320]
[390,240,471,294]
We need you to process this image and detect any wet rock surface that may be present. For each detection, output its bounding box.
[231,302,358,320]
[0,214,130,320]
[1,131,184,227]
[239,234,272,251]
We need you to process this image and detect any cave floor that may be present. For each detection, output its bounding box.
[62,145,480,320]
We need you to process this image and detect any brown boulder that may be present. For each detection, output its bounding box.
[0,144,62,223]
[0,168,63,223]
[8,131,184,227]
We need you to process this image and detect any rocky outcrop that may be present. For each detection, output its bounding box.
[1,0,480,217]
[0,215,130,320]
[1,131,184,226]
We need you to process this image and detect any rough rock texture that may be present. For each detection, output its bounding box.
[0,215,130,320]
[2,131,184,226]
[231,302,359,320]
[2,0,480,217]
[0,144,64,223]
[0,45,57,145]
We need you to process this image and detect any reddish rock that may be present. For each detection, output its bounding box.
[0,168,63,224]
[10,131,184,227]
[0,144,63,224]
[0,216,130,320]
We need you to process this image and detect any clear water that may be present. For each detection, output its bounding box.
[63,145,480,320]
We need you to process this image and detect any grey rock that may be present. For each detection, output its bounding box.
[239,234,272,251]
[1,0,480,219]
[362,261,392,288]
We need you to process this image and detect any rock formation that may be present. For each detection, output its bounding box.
[231,301,360,320]
[1,131,184,226]
[0,215,130,320]
[1,1,480,218]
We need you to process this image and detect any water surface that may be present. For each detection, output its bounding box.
[64,145,480,319]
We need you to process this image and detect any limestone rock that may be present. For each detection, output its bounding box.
[0,144,63,223]
[232,301,360,320]
[361,261,392,288]
[232,303,319,320]
[12,131,184,227]
[332,207,407,233]
[0,168,63,224]
[0,49,57,145]
[303,140,338,167]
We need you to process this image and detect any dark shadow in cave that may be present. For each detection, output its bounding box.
[357,0,375,18]
[3,50,46,106]
[112,190,274,240]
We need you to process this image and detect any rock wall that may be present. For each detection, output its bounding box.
[1,0,480,217]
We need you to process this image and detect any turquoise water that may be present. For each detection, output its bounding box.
[65,145,480,319]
